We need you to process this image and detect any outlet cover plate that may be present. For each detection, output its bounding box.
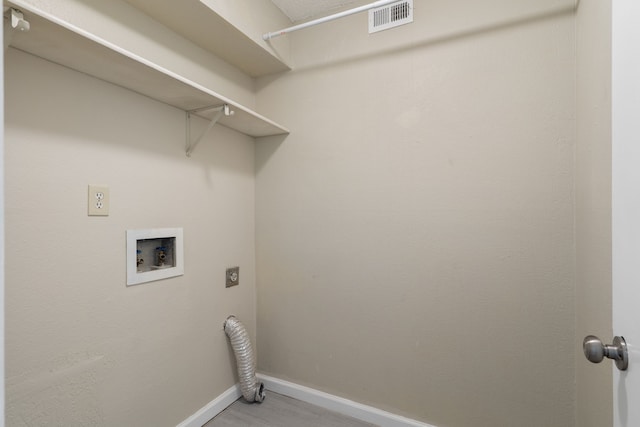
[226,267,239,288]
[88,185,109,216]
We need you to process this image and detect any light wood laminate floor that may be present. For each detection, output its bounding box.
[204,392,378,427]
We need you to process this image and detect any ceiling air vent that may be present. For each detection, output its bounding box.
[368,0,413,34]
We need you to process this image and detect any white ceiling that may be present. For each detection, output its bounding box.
[270,0,361,22]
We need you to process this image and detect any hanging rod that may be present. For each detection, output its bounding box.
[186,104,234,157]
[262,0,399,40]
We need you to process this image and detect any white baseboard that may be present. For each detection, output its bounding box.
[176,383,241,427]
[177,375,436,427]
[257,374,437,427]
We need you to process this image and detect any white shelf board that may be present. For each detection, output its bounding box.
[7,7,289,138]
[122,0,291,78]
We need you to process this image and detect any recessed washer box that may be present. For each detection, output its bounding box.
[126,228,184,286]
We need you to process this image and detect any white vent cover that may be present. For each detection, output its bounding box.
[368,0,413,34]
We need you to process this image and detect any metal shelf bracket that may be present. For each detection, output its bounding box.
[186,104,234,157]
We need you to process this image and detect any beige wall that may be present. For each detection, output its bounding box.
[255,1,577,426]
[575,1,613,426]
[5,49,256,425]
[5,0,615,425]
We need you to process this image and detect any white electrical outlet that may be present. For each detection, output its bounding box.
[88,185,109,216]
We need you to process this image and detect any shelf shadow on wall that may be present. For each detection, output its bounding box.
[254,134,289,175]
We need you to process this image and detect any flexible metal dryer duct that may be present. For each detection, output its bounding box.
[223,315,265,403]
